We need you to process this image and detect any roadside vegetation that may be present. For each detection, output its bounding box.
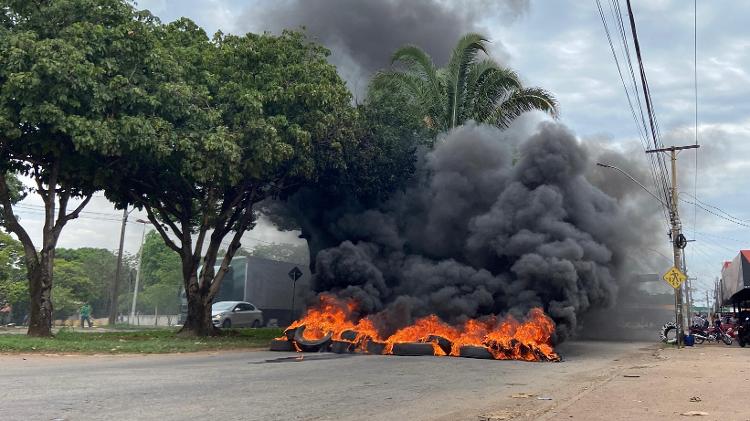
[0,0,556,338]
[0,327,283,354]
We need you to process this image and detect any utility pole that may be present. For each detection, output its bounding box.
[130,219,151,324]
[686,277,697,317]
[646,144,699,348]
[705,290,710,314]
[109,208,129,325]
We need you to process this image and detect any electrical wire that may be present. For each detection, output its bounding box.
[693,231,746,245]
[681,192,748,224]
[624,0,673,203]
[691,0,700,286]
[680,197,750,229]
[594,0,672,225]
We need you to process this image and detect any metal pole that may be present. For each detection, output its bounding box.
[706,291,709,314]
[290,278,297,326]
[130,222,147,323]
[109,208,128,325]
[669,149,684,348]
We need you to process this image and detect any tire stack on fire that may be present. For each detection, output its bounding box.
[269,294,562,362]
[269,324,561,362]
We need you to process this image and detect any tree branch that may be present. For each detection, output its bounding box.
[143,204,181,253]
[0,172,39,267]
[152,201,184,239]
[63,194,92,223]
[207,190,257,299]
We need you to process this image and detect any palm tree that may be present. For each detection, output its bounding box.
[371,33,559,134]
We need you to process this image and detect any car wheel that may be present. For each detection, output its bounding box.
[222,319,232,329]
[252,320,261,328]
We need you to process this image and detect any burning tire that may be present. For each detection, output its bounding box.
[330,340,355,354]
[391,342,435,356]
[269,339,295,352]
[425,335,453,355]
[458,345,494,360]
[660,321,677,344]
[284,326,300,341]
[340,330,358,341]
[293,325,333,352]
[366,340,386,355]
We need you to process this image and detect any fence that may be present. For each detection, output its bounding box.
[125,314,179,327]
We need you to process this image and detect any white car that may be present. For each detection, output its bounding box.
[212,301,263,328]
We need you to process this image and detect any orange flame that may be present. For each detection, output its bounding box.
[280,295,560,362]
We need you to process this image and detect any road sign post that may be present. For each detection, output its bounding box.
[288,266,303,326]
[663,266,687,289]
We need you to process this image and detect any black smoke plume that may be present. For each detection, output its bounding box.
[309,122,660,341]
[240,0,529,95]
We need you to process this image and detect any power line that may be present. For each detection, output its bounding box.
[693,231,746,245]
[691,0,700,284]
[594,0,672,225]
[12,207,124,223]
[681,197,750,229]
[12,202,130,219]
[623,0,672,200]
[681,192,748,224]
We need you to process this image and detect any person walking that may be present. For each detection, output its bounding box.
[691,313,705,329]
[80,303,92,328]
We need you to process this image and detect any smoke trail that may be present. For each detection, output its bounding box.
[239,0,529,95]
[310,121,660,341]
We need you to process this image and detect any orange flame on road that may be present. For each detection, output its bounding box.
[279,294,560,362]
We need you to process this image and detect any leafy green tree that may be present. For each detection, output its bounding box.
[0,173,23,227]
[50,284,77,320]
[372,33,559,135]
[55,247,119,317]
[139,230,181,290]
[53,259,92,303]
[139,282,179,317]
[0,230,25,322]
[0,0,169,336]
[105,22,357,336]
[264,76,426,271]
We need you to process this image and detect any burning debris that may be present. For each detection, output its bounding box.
[306,122,652,342]
[270,121,660,357]
[271,294,561,362]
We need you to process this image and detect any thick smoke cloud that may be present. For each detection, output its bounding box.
[312,122,658,341]
[240,0,529,95]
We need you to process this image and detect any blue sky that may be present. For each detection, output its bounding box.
[15,0,750,300]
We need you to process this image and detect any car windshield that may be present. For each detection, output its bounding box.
[212,302,235,312]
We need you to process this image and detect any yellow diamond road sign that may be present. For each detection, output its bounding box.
[662,266,687,289]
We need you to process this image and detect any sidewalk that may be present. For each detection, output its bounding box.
[545,344,750,420]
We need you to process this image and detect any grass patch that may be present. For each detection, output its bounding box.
[0,327,283,354]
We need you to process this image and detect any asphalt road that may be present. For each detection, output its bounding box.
[0,341,654,421]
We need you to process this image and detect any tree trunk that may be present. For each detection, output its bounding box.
[178,292,217,337]
[26,253,53,337]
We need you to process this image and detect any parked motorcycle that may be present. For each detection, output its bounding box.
[737,314,750,348]
[690,325,733,345]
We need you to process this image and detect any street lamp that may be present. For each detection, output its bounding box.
[595,163,669,208]
[130,218,151,324]
[597,161,687,347]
